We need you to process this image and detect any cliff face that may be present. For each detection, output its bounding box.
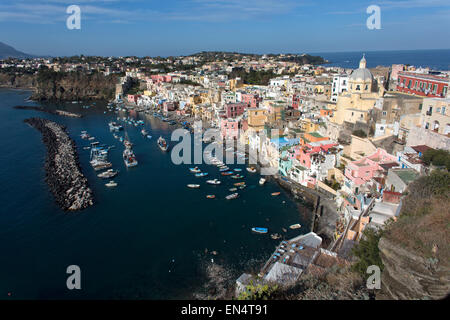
[0,73,36,88]
[30,71,117,101]
[379,237,450,300]
[377,171,450,300]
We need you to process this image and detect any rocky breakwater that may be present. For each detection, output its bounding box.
[24,117,94,211]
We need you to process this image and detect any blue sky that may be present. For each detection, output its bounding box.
[0,0,449,57]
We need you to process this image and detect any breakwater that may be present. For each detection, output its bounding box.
[14,105,82,118]
[24,117,94,211]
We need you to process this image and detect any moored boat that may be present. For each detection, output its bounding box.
[234,182,245,187]
[189,167,201,173]
[123,148,138,167]
[251,227,268,234]
[195,172,208,177]
[187,184,200,189]
[271,192,281,196]
[259,178,266,185]
[105,180,118,187]
[97,169,119,179]
[221,171,233,176]
[289,224,302,229]
[157,136,169,152]
[225,193,239,200]
[206,179,221,185]
[206,195,215,199]
[247,167,257,173]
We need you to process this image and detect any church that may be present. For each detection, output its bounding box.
[331,55,385,125]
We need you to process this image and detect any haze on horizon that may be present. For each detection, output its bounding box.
[0,0,449,57]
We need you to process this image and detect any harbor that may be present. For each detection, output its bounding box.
[0,88,312,299]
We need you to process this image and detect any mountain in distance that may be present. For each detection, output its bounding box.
[0,41,33,59]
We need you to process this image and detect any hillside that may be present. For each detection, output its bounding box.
[0,42,33,59]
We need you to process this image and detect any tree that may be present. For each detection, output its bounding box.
[351,227,385,278]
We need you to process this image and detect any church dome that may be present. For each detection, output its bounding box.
[349,54,373,82]
[350,68,374,82]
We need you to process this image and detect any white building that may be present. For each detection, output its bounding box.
[331,74,349,102]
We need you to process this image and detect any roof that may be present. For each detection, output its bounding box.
[264,262,303,283]
[391,168,419,184]
[411,145,432,154]
[350,68,374,82]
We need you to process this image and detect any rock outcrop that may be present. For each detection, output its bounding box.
[25,118,94,211]
[379,237,450,300]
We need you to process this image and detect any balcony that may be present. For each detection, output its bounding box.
[426,111,432,116]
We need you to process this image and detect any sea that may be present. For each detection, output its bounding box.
[312,49,450,70]
[0,88,311,299]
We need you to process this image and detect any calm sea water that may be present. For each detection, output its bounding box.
[0,89,310,299]
[312,49,450,70]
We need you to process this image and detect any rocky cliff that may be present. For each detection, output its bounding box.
[377,171,450,300]
[0,72,36,88]
[30,70,117,101]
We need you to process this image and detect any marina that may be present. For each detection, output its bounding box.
[0,89,310,299]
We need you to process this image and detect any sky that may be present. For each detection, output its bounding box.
[0,0,449,57]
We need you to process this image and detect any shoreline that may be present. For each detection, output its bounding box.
[24,117,94,211]
[15,105,82,118]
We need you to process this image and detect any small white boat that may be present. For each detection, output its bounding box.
[206,179,221,185]
[247,167,257,173]
[225,193,239,200]
[259,177,266,185]
[105,180,118,187]
[187,184,200,189]
[289,224,302,229]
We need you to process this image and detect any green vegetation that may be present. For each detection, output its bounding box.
[352,129,367,138]
[351,227,385,278]
[421,149,450,170]
[178,79,202,86]
[228,68,277,86]
[237,281,278,300]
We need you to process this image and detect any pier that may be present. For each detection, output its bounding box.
[24,117,94,211]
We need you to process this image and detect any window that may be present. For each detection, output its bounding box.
[382,111,387,116]
[356,85,360,91]
[442,107,446,115]
[433,84,438,94]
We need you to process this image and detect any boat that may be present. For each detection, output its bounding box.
[251,227,268,234]
[259,178,266,185]
[97,169,119,179]
[219,167,230,172]
[271,233,281,240]
[187,184,200,189]
[141,129,148,136]
[147,135,152,139]
[231,174,244,179]
[234,182,245,187]
[229,188,237,192]
[105,180,118,187]
[239,185,246,190]
[157,136,169,152]
[289,224,302,229]
[206,195,216,199]
[221,171,233,176]
[123,148,138,167]
[233,168,242,172]
[225,193,239,200]
[247,167,257,173]
[189,167,202,173]
[195,172,208,177]
[206,179,221,185]
[271,192,281,196]
[91,160,112,171]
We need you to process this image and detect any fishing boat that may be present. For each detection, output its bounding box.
[206,195,216,199]
[157,136,169,152]
[189,167,201,173]
[229,187,237,192]
[246,167,257,173]
[239,185,246,190]
[221,171,233,176]
[206,179,221,185]
[123,148,138,167]
[233,168,242,172]
[219,167,230,172]
[97,169,119,179]
[234,182,246,187]
[91,160,112,171]
[231,174,244,179]
[271,192,281,196]
[251,227,268,234]
[187,184,200,189]
[289,224,302,229]
[195,172,208,177]
[225,193,239,200]
[105,180,118,187]
[259,178,266,185]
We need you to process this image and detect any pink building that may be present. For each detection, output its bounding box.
[225,103,247,118]
[151,75,172,83]
[221,119,239,140]
[127,94,140,104]
[241,93,260,108]
[292,141,338,168]
[163,101,177,113]
[344,149,397,186]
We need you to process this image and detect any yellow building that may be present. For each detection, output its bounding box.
[332,55,384,125]
[299,118,320,133]
[248,108,267,132]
